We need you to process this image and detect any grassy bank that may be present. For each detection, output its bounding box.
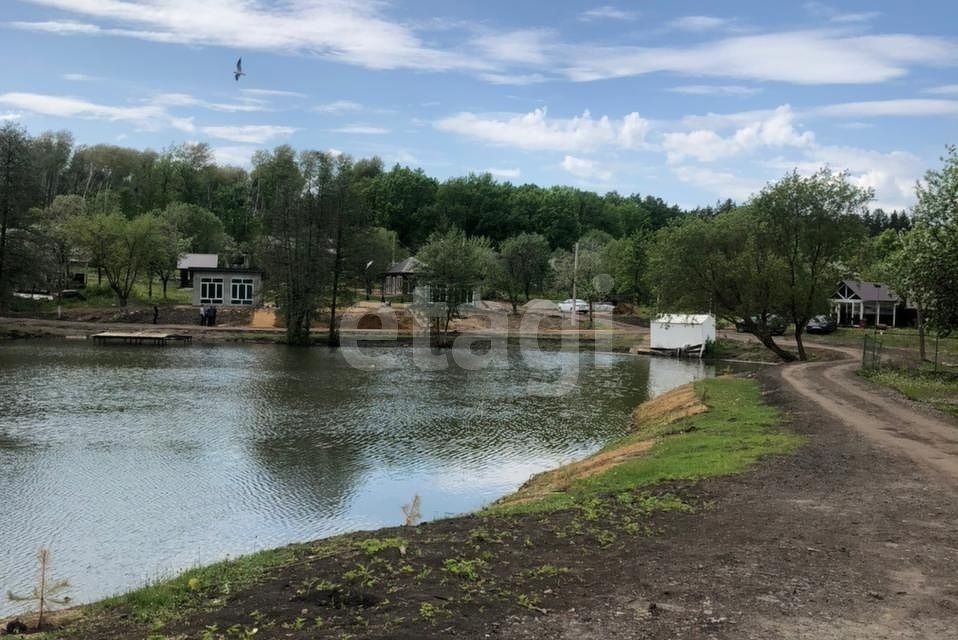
[861,367,958,418]
[17,377,802,640]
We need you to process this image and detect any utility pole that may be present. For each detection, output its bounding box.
[570,241,579,328]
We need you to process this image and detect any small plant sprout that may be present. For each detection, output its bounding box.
[402,494,422,526]
[6,546,71,631]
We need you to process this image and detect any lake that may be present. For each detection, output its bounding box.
[0,340,716,615]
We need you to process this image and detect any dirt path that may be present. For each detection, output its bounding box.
[781,346,958,483]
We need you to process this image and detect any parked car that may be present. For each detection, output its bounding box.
[806,314,837,334]
[735,314,787,336]
[557,298,589,313]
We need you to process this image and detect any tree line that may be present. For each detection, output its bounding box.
[1,122,954,354]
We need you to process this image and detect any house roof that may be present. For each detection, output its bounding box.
[385,256,422,275]
[190,267,263,275]
[177,253,218,270]
[835,280,899,303]
[653,314,713,325]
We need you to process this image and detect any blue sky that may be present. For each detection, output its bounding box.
[1,1,956,210]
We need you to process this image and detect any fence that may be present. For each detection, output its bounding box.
[860,329,954,373]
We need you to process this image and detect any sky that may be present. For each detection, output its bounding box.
[1,1,956,211]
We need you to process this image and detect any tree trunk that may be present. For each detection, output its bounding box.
[755,331,797,362]
[161,276,169,300]
[794,321,809,361]
[917,303,926,361]
[147,274,153,299]
[328,221,343,348]
[0,220,7,315]
[286,304,312,346]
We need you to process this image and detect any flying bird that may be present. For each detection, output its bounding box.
[234,57,246,81]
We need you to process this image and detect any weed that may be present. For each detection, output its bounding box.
[342,564,377,588]
[355,537,407,556]
[594,529,617,547]
[442,558,487,581]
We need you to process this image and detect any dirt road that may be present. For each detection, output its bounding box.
[781,346,958,483]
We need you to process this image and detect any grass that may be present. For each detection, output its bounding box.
[488,377,803,515]
[861,367,958,418]
[813,327,958,360]
[86,542,317,627]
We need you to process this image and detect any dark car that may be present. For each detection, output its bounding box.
[806,315,837,334]
[735,315,787,336]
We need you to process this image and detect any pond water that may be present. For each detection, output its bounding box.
[0,340,717,614]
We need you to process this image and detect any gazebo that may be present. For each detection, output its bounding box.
[383,257,422,301]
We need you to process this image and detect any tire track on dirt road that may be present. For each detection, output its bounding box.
[781,346,958,484]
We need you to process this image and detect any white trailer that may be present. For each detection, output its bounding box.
[650,314,716,356]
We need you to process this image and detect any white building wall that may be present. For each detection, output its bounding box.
[650,314,716,349]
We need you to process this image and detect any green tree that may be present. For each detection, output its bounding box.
[649,208,796,361]
[415,228,493,346]
[159,202,226,253]
[909,146,958,334]
[68,212,161,306]
[252,145,312,343]
[0,123,40,311]
[499,232,551,306]
[553,232,612,326]
[751,169,870,360]
[146,215,186,300]
[602,231,648,303]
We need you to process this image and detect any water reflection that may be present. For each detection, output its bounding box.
[0,341,714,615]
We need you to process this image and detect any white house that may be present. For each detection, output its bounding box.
[651,314,716,354]
[830,280,900,327]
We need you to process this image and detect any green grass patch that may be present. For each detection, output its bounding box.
[861,367,958,418]
[86,543,309,627]
[489,377,803,515]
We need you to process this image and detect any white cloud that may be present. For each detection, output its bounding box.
[810,99,958,118]
[803,3,881,24]
[579,6,638,22]
[211,145,257,167]
[485,167,521,179]
[15,0,489,73]
[786,145,923,210]
[330,125,389,134]
[479,72,548,85]
[314,100,363,114]
[0,113,21,121]
[435,107,650,152]
[149,93,268,113]
[925,84,958,96]
[672,165,763,201]
[563,31,956,84]
[668,84,762,96]
[61,72,95,81]
[561,155,612,181]
[201,125,297,143]
[0,91,172,128]
[669,16,732,32]
[472,29,553,66]
[663,105,814,163]
[240,88,306,98]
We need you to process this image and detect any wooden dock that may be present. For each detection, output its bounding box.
[92,331,192,346]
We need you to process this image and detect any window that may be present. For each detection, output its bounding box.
[230,278,254,305]
[200,277,223,304]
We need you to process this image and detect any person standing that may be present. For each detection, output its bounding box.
[199,306,207,326]
[153,305,159,324]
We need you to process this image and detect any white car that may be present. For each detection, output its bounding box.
[557,298,589,313]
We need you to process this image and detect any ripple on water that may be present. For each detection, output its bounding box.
[0,341,717,616]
